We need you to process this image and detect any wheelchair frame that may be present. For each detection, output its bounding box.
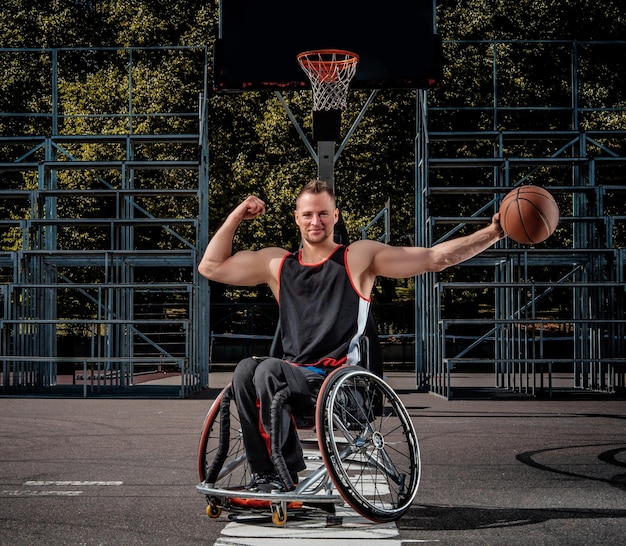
[196,365,421,526]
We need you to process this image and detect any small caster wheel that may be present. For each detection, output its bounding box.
[206,503,222,518]
[271,505,287,527]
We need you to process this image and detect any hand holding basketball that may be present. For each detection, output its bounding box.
[499,186,559,244]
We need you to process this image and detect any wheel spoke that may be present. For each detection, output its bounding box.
[317,367,421,521]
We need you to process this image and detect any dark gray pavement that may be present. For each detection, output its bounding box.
[1,371,625,545]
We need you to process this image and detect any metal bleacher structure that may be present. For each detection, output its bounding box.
[415,40,626,399]
[1,40,625,399]
[0,47,210,398]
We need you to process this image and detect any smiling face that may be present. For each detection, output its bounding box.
[294,190,338,245]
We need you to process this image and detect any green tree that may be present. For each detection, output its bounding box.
[2,0,625,323]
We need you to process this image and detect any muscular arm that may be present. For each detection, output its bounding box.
[349,215,505,294]
[198,196,286,293]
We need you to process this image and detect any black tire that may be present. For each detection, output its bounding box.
[197,384,251,488]
[316,367,420,522]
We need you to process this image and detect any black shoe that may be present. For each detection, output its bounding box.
[256,474,286,493]
[246,472,281,492]
[247,472,297,493]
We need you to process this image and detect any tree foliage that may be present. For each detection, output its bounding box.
[437,0,625,41]
[1,1,625,308]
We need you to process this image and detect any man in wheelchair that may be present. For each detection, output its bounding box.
[198,180,504,493]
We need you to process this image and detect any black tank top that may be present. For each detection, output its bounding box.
[278,245,370,367]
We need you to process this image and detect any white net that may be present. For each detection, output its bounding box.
[297,49,359,111]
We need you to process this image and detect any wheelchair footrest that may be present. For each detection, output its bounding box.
[196,482,343,505]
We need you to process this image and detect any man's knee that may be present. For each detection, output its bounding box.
[236,356,258,370]
[252,358,286,390]
[232,357,258,384]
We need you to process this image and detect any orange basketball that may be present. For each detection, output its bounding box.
[499,185,559,244]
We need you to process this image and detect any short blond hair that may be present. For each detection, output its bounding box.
[295,180,335,208]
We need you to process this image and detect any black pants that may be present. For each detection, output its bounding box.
[231,357,321,475]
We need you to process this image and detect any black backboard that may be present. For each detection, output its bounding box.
[214,0,442,91]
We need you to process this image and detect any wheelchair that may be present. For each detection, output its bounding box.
[196,331,421,526]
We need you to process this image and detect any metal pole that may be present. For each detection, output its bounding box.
[317,141,335,190]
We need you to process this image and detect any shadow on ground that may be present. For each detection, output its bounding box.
[400,504,626,531]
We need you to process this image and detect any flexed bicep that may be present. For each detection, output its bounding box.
[200,247,286,292]
[198,195,276,284]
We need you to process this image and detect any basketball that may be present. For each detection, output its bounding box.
[499,185,559,244]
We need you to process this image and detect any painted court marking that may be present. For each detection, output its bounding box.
[213,507,439,545]
[1,480,123,498]
[2,490,84,497]
[24,480,123,486]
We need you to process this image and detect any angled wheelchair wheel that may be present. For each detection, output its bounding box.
[316,367,420,522]
[197,384,251,488]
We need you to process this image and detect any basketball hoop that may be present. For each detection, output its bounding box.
[297,49,359,111]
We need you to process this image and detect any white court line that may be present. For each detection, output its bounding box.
[24,480,123,486]
[0,481,124,498]
[214,508,407,545]
[213,507,440,544]
[213,536,439,546]
[214,536,402,546]
[1,490,83,497]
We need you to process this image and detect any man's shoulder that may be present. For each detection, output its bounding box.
[347,239,385,254]
[345,240,387,273]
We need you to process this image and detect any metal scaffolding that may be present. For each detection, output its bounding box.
[1,41,625,399]
[0,47,210,397]
[415,40,626,398]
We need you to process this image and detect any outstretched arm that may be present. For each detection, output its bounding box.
[349,214,505,292]
[198,196,286,291]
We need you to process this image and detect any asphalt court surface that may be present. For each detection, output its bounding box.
[1,371,625,545]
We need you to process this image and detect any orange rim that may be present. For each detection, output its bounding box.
[297,49,359,83]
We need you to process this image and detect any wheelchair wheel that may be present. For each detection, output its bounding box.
[316,367,420,522]
[197,384,251,488]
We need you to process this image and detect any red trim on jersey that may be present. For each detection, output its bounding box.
[276,252,290,305]
[343,246,371,302]
[296,244,341,266]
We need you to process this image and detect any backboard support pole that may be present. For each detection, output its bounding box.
[317,140,335,191]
